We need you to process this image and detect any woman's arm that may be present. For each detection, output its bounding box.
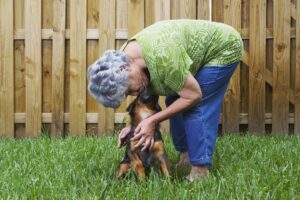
[132,72,202,150]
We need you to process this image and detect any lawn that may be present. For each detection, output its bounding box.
[0,134,299,199]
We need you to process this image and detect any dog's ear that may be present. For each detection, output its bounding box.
[126,100,136,114]
[155,103,162,112]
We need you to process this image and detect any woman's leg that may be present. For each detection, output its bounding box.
[183,62,239,179]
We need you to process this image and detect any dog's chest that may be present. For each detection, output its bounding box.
[138,108,155,120]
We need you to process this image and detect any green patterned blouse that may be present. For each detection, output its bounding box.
[121,19,244,96]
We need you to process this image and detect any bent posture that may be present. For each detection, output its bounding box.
[88,19,243,181]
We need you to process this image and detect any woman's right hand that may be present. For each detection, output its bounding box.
[117,125,131,148]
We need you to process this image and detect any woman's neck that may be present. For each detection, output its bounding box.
[124,40,146,68]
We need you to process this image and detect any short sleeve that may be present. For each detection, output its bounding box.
[155,43,193,93]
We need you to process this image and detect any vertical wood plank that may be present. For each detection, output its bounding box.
[273,0,290,135]
[171,0,180,19]
[128,0,144,35]
[295,0,300,134]
[180,0,196,19]
[98,0,116,135]
[14,0,26,137]
[70,0,87,136]
[222,0,241,134]
[42,0,53,124]
[0,0,14,137]
[25,0,42,137]
[249,0,266,134]
[154,0,171,22]
[51,0,66,136]
[197,0,210,20]
[212,0,223,22]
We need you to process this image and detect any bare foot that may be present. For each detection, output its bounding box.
[176,152,191,167]
[185,165,209,182]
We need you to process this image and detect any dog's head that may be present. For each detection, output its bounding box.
[126,89,161,126]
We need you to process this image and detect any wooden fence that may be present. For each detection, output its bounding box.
[0,0,299,138]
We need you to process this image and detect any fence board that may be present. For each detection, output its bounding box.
[69,0,86,136]
[98,0,116,135]
[14,0,25,137]
[222,0,241,134]
[273,0,290,135]
[197,0,210,20]
[25,0,42,136]
[0,0,14,137]
[51,0,66,136]
[212,0,223,22]
[296,0,300,134]
[248,0,266,133]
[180,0,196,19]
[42,0,53,121]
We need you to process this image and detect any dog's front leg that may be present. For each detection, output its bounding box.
[128,151,146,180]
[117,153,131,178]
[152,141,170,177]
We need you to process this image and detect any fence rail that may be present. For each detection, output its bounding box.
[0,0,299,137]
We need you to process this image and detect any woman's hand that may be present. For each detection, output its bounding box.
[117,125,131,148]
[131,117,156,151]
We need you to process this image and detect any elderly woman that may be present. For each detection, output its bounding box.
[88,19,243,181]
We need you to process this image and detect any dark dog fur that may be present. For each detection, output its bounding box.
[116,90,170,179]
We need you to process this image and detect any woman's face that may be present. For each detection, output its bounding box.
[126,64,148,96]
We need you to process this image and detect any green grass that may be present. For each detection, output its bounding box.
[0,134,299,199]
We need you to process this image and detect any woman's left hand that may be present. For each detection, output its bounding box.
[131,117,156,151]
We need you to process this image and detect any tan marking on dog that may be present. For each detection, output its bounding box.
[152,141,170,176]
[130,153,145,179]
[117,163,130,178]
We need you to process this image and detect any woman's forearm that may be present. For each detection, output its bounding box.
[150,96,200,124]
[150,73,202,124]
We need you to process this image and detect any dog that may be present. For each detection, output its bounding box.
[116,89,170,179]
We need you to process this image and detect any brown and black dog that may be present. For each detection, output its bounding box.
[117,89,170,179]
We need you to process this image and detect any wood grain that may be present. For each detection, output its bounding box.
[25,0,42,136]
[273,0,290,135]
[248,0,266,133]
[69,0,86,136]
[0,0,14,137]
[295,0,300,134]
[51,0,66,136]
[197,0,210,20]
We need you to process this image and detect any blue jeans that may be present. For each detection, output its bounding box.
[165,62,239,166]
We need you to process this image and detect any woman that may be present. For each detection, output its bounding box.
[88,19,243,181]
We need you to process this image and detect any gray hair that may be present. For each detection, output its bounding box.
[87,50,129,108]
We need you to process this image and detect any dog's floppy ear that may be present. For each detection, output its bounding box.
[126,100,136,114]
[155,103,162,112]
